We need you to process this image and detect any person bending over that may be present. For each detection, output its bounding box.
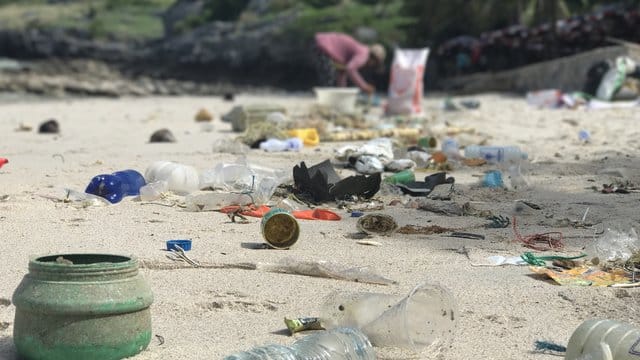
[313,32,386,94]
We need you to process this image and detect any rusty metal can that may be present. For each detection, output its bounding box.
[261,208,300,249]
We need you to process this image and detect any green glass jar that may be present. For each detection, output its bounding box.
[12,254,154,360]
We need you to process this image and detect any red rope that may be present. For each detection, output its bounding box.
[512,216,564,251]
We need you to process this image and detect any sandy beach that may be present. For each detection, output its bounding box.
[0,93,638,359]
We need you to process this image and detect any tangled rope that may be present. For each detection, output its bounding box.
[513,216,564,251]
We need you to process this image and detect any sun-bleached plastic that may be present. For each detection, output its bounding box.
[224,327,376,360]
[565,319,640,360]
[144,161,200,194]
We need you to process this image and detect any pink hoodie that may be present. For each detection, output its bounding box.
[315,32,370,90]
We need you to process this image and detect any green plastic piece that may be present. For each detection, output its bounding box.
[384,170,416,185]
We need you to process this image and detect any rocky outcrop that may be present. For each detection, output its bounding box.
[0,28,143,63]
[0,1,315,92]
[162,0,205,37]
[0,59,252,97]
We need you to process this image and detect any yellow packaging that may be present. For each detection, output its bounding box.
[287,128,320,146]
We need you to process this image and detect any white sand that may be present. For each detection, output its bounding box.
[0,93,638,359]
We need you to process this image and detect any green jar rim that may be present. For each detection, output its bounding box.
[29,254,138,278]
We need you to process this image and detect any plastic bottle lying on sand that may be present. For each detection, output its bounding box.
[565,319,640,360]
[464,145,528,164]
[224,327,375,360]
[84,169,146,204]
[259,138,303,152]
[145,161,200,194]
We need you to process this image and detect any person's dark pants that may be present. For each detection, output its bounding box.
[311,45,337,87]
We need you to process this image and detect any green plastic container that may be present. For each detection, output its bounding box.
[12,254,154,360]
[384,170,416,185]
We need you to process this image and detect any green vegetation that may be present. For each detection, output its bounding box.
[0,0,638,45]
[0,0,174,40]
[287,0,415,45]
[402,0,640,46]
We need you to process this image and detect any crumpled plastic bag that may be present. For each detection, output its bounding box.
[335,138,394,164]
[591,227,640,262]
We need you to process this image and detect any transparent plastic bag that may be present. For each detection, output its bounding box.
[592,227,640,262]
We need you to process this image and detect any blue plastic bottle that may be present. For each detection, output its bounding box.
[85,169,146,204]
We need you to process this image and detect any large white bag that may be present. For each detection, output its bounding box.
[386,48,430,116]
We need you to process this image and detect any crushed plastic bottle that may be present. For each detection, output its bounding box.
[199,160,290,205]
[224,327,376,360]
[464,145,528,164]
[84,169,146,204]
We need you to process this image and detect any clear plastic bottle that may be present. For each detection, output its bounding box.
[464,145,528,164]
[224,327,376,360]
[565,319,640,360]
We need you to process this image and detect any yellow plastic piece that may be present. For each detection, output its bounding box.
[288,128,320,146]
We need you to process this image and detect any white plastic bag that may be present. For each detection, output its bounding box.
[596,56,637,101]
[386,48,430,116]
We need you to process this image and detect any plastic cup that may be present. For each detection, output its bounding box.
[320,291,405,330]
[320,282,457,352]
[361,282,457,350]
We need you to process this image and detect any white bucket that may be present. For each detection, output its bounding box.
[313,87,359,113]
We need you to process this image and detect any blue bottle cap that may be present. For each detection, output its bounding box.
[167,239,192,251]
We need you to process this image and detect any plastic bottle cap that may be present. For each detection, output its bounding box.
[167,239,192,251]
